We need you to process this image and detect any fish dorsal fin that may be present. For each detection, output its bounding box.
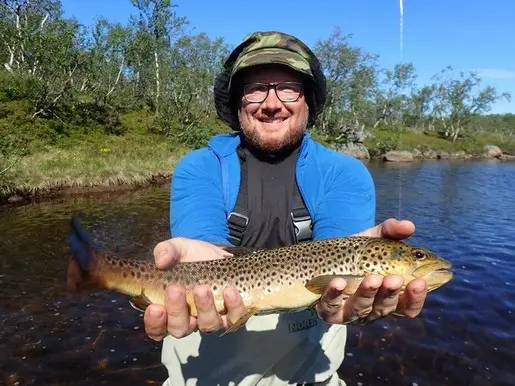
[218,245,258,257]
[305,275,365,296]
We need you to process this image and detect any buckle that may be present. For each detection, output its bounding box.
[291,210,312,241]
[291,208,310,222]
[227,212,249,230]
[227,212,249,245]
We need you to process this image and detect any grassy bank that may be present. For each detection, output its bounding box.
[1,114,514,203]
[362,126,515,157]
[0,132,189,201]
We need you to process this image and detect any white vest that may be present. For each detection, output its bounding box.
[160,309,348,386]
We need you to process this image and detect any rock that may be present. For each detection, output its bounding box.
[484,145,502,158]
[335,143,370,160]
[437,151,450,160]
[452,150,467,159]
[383,150,414,162]
[423,149,438,159]
[411,149,423,159]
[7,194,24,203]
[500,153,515,161]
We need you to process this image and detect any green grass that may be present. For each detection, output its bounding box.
[0,133,189,198]
[1,112,514,202]
[364,127,515,156]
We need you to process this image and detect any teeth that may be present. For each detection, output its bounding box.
[262,119,284,123]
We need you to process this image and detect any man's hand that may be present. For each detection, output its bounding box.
[143,238,248,341]
[315,218,428,325]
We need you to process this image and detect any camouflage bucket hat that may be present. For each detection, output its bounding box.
[214,31,326,130]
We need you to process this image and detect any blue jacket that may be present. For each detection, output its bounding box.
[170,132,376,244]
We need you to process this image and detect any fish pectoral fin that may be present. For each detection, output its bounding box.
[129,290,153,313]
[220,307,258,336]
[305,275,365,295]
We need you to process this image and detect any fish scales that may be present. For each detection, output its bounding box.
[99,237,369,298]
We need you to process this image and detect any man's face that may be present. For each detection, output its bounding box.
[237,64,309,153]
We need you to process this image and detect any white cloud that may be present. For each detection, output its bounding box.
[475,68,515,79]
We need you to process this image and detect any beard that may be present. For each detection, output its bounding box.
[238,109,309,154]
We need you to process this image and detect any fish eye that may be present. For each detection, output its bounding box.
[411,249,426,260]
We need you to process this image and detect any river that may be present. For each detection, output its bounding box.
[1,159,514,386]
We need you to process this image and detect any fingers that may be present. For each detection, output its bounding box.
[397,278,427,318]
[153,238,232,269]
[153,239,182,269]
[342,274,383,323]
[144,285,196,340]
[194,285,224,333]
[314,275,427,326]
[366,275,404,322]
[223,286,248,328]
[165,285,196,338]
[315,277,347,323]
[144,304,168,341]
[380,218,416,240]
[355,218,415,240]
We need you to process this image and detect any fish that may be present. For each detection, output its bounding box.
[66,216,453,333]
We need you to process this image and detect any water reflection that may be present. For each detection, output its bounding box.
[1,160,514,385]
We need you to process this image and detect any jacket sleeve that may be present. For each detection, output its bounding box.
[169,149,230,245]
[311,156,376,240]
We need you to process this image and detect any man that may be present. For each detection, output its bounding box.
[144,31,427,385]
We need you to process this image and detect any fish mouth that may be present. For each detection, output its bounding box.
[413,261,454,292]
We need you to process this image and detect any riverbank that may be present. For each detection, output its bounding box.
[1,129,514,205]
[0,133,189,204]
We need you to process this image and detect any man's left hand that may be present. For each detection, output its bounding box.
[315,218,428,325]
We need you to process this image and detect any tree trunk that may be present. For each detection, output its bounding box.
[154,49,160,115]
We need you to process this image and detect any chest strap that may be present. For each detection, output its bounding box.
[226,161,312,246]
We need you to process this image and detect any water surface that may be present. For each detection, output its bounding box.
[1,160,514,385]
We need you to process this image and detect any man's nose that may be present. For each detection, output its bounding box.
[262,87,282,111]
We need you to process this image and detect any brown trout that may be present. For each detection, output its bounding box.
[66,217,453,332]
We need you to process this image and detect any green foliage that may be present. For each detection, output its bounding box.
[0,0,514,196]
[365,126,401,157]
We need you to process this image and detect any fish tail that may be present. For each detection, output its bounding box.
[66,216,105,292]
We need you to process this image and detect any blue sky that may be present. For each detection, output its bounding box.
[61,0,515,114]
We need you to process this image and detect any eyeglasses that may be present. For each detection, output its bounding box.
[243,82,303,103]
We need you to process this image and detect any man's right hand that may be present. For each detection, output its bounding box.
[143,237,249,341]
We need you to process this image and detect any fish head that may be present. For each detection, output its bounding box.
[358,238,453,292]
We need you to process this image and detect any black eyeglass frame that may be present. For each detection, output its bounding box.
[242,81,304,103]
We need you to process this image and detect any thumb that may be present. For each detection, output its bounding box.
[153,239,181,269]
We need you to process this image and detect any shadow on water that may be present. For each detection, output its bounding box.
[1,160,515,385]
